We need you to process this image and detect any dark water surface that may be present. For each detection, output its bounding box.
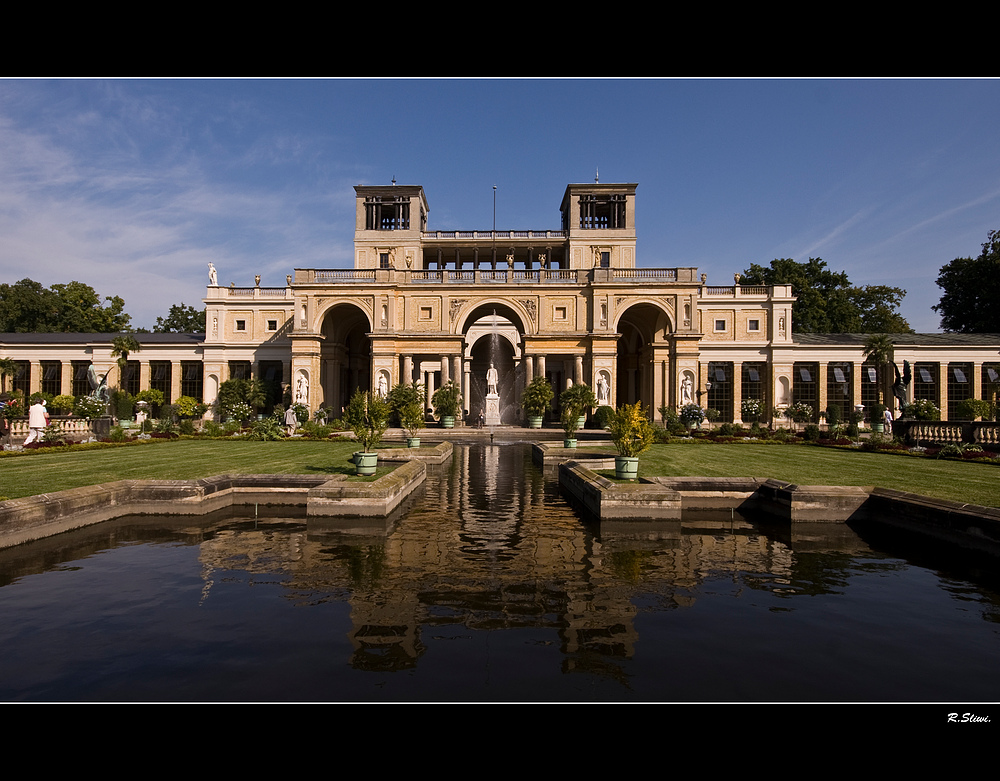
[1,442,999,702]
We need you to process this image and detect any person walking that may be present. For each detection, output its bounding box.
[284,405,298,437]
[23,398,48,444]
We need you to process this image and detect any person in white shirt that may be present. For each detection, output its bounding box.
[23,399,48,444]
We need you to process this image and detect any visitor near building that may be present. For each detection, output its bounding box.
[23,399,48,444]
[284,405,298,436]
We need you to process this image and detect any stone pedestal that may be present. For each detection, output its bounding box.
[485,392,501,426]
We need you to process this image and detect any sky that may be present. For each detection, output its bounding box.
[1,78,998,333]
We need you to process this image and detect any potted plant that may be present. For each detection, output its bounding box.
[345,389,390,475]
[400,399,425,447]
[607,402,656,480]
[679,403,706,431]
[431,380,462,428]
[522,376,553,428]
[387,381,423,427]
[559,383,597,447]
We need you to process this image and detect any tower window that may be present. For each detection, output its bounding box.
[579,194,627,229]
[365,196,410,230]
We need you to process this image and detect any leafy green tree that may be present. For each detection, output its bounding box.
[50,282,131,332]
[0,278,131,332]
[740,259,911,333]
[933,229,1000,333]
[154,303,207,333]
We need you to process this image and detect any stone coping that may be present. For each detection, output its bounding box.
[557,458,1000,555]
[0,444,453,549]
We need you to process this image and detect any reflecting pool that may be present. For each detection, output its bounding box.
[1,442,999,702]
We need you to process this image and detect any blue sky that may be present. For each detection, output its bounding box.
[2,78,998,332]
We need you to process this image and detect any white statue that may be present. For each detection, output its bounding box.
[681,375,694,405]
[377,372,388,398]
[208,263,218,286]
[597,373,609,405]
[486,363,499,395]
[295,374,308,405]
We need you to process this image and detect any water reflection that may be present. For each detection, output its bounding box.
[1,442,999,702]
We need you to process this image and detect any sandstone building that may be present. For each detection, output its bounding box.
[3,181,999,424]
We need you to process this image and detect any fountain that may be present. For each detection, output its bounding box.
[484,312,502,427]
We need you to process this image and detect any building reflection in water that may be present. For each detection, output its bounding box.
[190,443,809,677]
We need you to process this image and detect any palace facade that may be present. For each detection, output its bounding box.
[3,181,999,424]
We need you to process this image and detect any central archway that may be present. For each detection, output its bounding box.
[615,302,673,411]
[320,303,371,414]
[459,302,527,425]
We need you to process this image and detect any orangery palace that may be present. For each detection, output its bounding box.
[2,181,999,425]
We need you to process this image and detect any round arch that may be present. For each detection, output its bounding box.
[317,302,373,414]
[457,300,530,425]
[615,301,674,411]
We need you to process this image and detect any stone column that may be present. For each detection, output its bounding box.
[402,355,413,385]
[440,355,450,386]
[576,355,585,387]
[536,355,546,381]
[732,361,743,424]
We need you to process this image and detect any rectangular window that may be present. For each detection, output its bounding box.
[706,361,734,423]
[554,306,567,321]
[122,361,140,397]
[747,319,760,332]
[12,361,29,398]
[267,319,278,332]
[149,361,172,405]
[792,361,819,422]
[741,362,767,418]
[600,251,610,268]
[983,364,1000,421]
[72,361,92,397]
[826,362,852,422]
[714,319,727,332]
[379,252,390,269]
[948,362,973,419]
[913,362,938,408]
[228,361,251,381]
[259,361,283,410]
[235,320,246,332]
[181,361,203,401]
[40,360,61,397]
[862,360,879,414]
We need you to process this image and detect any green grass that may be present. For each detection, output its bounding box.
[2,438,998,509]
[633,442,1000,507]
[0,439,365,500]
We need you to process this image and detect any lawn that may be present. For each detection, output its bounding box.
[0,439,364,500]
[635,442,1000,508]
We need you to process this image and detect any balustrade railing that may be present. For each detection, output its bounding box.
[897,420,1000,446]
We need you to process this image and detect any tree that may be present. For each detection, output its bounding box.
[154,303,207,333]
[863,334,895,406]
[110,334,142,378]
[0,278,131,332]
[50,282,131,332]
[740,258,912,334]
[933,229,1000,333]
